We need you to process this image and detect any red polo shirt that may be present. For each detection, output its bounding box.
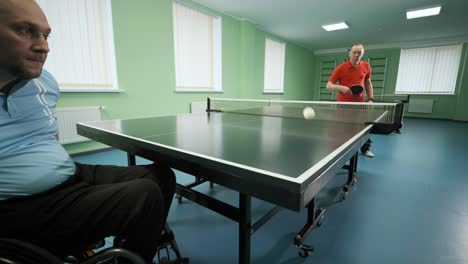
[329,60,371,102]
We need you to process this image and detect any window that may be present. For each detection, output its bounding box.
[172,1,222,92]
[395,45,462,95]
[264,38,285,93]
[37,0,118,92]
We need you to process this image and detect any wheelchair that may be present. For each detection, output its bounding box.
[0,224,188,264]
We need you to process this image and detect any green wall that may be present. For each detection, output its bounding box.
[454,44,468,121]
[60,0,315,153]
[60,0,467,154]
[313,43,468,121]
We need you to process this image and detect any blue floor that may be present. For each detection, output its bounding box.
[73,118,468,264]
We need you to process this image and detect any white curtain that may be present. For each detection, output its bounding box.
[395,45,462,95]
[173,2,221,91]
[264,38,285,93]
[37,0,117,90]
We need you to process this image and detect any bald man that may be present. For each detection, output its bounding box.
[0,1,178,263]
[326,43,375,158]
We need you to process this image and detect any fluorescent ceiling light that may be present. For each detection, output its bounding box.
[406,6,441,19]
[322,22,349,31]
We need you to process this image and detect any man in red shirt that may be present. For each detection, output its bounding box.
[326,43,375,157]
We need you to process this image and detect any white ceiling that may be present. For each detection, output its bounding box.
[190,0,468,52]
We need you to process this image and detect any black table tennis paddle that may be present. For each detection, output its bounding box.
[349,84,364,95]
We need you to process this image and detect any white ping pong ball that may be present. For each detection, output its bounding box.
[303,107,315,120]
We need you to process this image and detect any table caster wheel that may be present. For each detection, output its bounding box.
[176,194,182,203]
[296,244,313,258]
[340,191,347,201]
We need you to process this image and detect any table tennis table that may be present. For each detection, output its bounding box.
[77,98,404,264]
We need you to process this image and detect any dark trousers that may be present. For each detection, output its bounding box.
[360,139,373,153]
[0,162,175,262]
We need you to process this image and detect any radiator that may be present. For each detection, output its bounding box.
[408,99,433,114]
[56,106,103,144]
[190,101,207,113]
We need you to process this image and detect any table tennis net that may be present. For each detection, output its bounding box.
[208,98,401,134]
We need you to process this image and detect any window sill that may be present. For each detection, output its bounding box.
[60,88,125,93]
[175,89,223,93]
[263,91,284,94]
[395,92,455,96]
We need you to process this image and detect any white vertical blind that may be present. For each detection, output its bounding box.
[172,2,222,91]
[37,0,118,91]
[264,38,285,93]
[395,45,462,94]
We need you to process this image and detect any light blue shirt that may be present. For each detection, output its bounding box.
[0,71,76,200]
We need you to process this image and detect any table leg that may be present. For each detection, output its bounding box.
[340,152,358,201]
[127,153,136,166]
[239,193,251,264]
[294,197,325,257]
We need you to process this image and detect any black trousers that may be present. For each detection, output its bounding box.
[0,162,175,262]
[360,139,373,153]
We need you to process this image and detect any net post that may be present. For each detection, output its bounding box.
[207,97,211,112]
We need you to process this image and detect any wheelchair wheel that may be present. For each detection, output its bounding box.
[0,238,62,264]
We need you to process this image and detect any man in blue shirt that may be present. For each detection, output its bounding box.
[0,1,178,262]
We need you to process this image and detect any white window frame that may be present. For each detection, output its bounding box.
[263,38,286,94]
[37,0,119,92]
[395,44,462,95]
[172,1,222,93]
